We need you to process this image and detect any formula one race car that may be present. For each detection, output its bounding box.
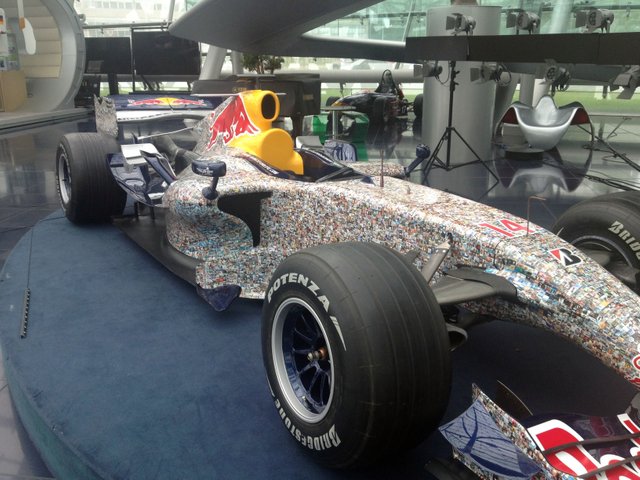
[325,69,410,125]
[56,89,640,478]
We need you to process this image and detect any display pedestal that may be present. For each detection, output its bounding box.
[0,213,439,479]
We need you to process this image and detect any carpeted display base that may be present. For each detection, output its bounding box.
[0,213,636,479]
[0,213,441,479]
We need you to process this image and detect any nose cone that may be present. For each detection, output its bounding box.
[577,286,640,388]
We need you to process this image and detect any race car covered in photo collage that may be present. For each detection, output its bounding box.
[55,89,640,479]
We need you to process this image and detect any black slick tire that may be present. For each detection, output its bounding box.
[325,96,340,107]
[553,191,640,291]
[56,133,126,224]
[371,96,389,125]
[262,242,451,468]
[413,94,423,121]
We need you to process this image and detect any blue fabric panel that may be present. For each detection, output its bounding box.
[440,399,541,480]
[0,213,435,479]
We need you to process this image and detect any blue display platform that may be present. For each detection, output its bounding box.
[0,213,636,479]
[0,213,444,479]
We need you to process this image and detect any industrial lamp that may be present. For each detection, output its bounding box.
[470,63,511,86]
[543,63,571,93]
[575,8,614,33]
[446,13,476,36]
[417,61,443,78]
[611,66,640,99]
[506,10,540,34]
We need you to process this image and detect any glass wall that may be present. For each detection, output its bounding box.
[302,0,640,105]
[310,0,640,39]
[75,0,195,25]
[75,0,198,93]
[72,0,640,54]
[72,0,640,104]
[73,0,640,39]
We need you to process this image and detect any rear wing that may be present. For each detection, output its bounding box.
[95,94,224,137]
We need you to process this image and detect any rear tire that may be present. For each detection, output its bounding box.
[371,96,389,125]
[56,133,126,224]
[325,96,340,107]
[413,94,423,121]
[262,242,451,468]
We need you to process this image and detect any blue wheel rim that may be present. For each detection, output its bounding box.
[272,297,334,423]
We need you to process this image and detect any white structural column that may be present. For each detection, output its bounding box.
[547,0,574,34]
[230,51,243,75]
[200,46,227,80]
[199,48,244,79]
[519,73,536,105]
[421,6,501,167]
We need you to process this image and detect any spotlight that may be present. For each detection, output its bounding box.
[543,64,560,83]
[575,8,614,33]
[506,10,541,34]
[417,61,443,78]
[542,63,571,93]
[611,65,640,99]
[470,63,511,86]
[446,13,476,36]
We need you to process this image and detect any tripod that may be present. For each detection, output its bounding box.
[421,61,499,187]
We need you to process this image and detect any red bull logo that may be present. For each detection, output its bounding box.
[127,97,207,107]
[170,98,207,106]
[206,96,259,150]
[201,90,304,174]
[128,98,165,106]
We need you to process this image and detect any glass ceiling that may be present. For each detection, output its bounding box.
[72,0,640,100]
[75,0,640,38]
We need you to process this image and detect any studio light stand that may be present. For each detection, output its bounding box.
[420,61,499,190]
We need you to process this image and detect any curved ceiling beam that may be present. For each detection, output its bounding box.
[169,0,401,60]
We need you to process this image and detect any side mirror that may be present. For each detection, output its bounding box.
[191,159,226,200]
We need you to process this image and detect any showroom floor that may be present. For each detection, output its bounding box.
[1,112,640,478]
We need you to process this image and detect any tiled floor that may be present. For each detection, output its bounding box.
[0,112,639,478]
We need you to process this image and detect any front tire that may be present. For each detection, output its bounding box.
[56,133,126,224]
[553,191,640,292]
[262,242,451,468]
